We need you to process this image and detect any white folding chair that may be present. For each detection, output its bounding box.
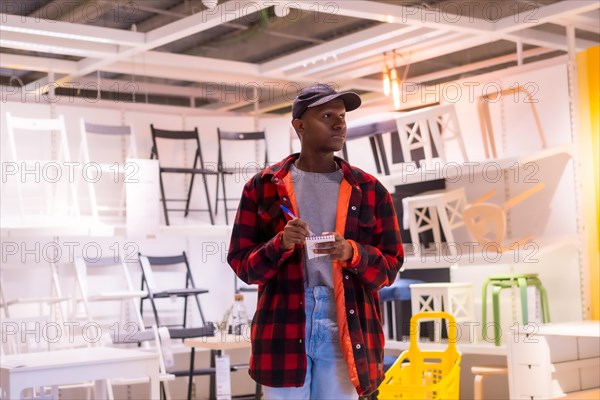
[71,256,146,335]
[79,120,138,221]
[5,112,79,220]
[1,262,69,324]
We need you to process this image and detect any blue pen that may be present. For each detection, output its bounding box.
[280,204,314,235]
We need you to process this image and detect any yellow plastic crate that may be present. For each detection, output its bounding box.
[379,311,462,400]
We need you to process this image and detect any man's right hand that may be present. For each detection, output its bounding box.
[281,218,311,251]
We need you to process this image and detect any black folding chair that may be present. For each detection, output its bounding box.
[139,252,209,329]
[215,128,268,224]
[150,124,217,225]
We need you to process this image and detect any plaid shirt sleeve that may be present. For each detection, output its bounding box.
[346,180,404,291]
[227,176,294,285]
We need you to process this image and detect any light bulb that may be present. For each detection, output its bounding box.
[392,79,401,109]
[202,0,218,9]
[383,68,391,97]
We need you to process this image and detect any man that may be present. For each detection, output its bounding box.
[228,83,404,399]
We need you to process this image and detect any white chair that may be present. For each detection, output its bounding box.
[79,120,138,221]
[402,187,467,257]
[394,104,468,166]
[71,256,146,333]
[1,262,69,324]
[5,112,79,220]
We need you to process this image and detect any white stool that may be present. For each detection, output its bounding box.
[402,187,467,257]
[410,282,475,343]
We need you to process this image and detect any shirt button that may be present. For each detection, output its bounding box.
[299,339,303,343]
[349,309,355,315]
[351,206,357,211]
[282,197,288,202]
[345,275,349,280]
[299,301,303,305]
[274,177,279,182]
[355,344,361,350]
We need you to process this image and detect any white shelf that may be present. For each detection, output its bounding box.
[400,234,578,270]
[385,339,507,356]
[0,216,231,238]
[378,144,573,192]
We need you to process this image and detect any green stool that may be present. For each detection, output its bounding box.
[482,273,550,346]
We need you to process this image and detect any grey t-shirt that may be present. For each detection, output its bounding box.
[290,164,343,288]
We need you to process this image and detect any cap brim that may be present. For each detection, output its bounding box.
[308,91,362,112]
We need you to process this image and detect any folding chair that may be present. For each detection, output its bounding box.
[150,124,217,225]
[79,120,138,221]
[109,325,178,400]
[71,256,146,332]
[1,262,68,324]
[4,112,79,220]
[138,252,209,329]
[215,128,268,225]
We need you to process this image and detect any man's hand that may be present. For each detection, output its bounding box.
[281,218,311,251]
[312,232,353,262]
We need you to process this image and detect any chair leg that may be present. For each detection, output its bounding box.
[221,171,229,225]
[517,276,529,324]
[215,171,220,216]
[193,293,207,327]
[532,278,551,323]
[158,171,170,226]
[368,136,382,174]
[481,279,490,341]
[492,285,503,346]
[201,171,215,225]
[185,173,196,218]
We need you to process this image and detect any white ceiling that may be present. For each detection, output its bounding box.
[1,0,598,115]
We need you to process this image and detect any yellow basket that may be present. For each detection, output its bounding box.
[378,311,462,400]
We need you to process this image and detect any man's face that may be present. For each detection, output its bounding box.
[295,98,347,153]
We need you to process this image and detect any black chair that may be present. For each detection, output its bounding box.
[215,128,268,224]
[139,252,209,329]
[150,124,217,225]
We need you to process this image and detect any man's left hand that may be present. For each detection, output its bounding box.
[313,232,353,261]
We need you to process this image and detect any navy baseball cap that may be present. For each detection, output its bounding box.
[292,83,362,119]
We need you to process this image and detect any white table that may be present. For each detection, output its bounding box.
[1,346,160,399]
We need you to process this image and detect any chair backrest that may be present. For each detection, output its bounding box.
[74,256,138,297]
[0,262,67,323]
[73,256,144,329]
[217,128,268,169]
[6,112,71,163]
[150,125,208,169]
[138,252,194,293]
[80,119,138,164]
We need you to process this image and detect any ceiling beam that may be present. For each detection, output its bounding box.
[286,28,445,79]
[288,0,494,34]
[0,53,78,74]
[493,0,600,33]
[0,13,144,46]
[503,29,597,51]
[260,24,420,75]
[0,31,121,58]
[554,14,600,34]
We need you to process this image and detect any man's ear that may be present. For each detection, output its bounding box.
[292,118,304,140]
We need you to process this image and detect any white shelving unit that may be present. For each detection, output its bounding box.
[508,321,600,399]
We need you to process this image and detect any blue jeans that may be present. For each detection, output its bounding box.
[262,286,357,400]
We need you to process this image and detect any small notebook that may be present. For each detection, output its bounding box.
[305,234,335,260]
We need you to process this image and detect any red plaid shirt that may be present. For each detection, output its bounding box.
[228,154,404,396]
